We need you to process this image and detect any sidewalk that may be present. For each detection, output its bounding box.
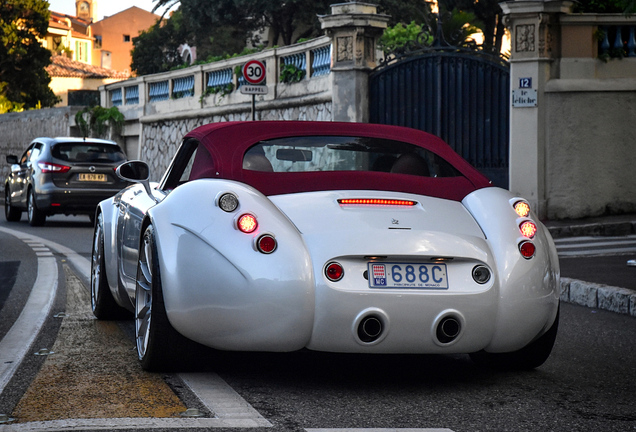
[544,214,636,317]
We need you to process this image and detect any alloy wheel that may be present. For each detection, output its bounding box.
[90,218,103,312]
[27,193,34,221]
[135,231,154,360]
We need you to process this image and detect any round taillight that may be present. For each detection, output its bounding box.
[519,221,537,238]
[514,201,531,217]
[219,193,239,212]
[237,214,258,233]
[325,262,344,282]
[257,234,277,254]
[519,241,536,259]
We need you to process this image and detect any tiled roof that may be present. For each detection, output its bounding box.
[49,11,91,27]
[46,55,130,79]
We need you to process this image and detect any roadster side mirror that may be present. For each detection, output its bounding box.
[117,160,149,181]
[116,161,158,203]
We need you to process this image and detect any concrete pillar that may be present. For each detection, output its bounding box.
[320,2,389,122]
[500,0,572,218]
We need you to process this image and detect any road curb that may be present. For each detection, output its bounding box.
[547,219,636,239]
[560,277,636,317]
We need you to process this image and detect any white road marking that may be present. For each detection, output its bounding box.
[0,226,270,429]
[0,228,58,395]
[306,429,455,432]
[180,372,272,426]
[554,235,636,257]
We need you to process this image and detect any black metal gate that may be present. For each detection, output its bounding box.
[370,37,510,188]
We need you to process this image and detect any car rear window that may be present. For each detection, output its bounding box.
[52,143,126,163]
[243,136,460,178]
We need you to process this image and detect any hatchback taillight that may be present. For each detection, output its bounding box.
[38,162,71,173]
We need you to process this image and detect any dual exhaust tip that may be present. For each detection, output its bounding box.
[355,310,463,346]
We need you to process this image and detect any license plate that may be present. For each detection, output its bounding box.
[368,263,448,289]
[78,173,106,182]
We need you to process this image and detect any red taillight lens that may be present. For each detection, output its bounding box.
[38,162,71,173]
[519,241,536,259]
[519,221,537,238]
[237,214,258,233]
[514,201,531,217]
[325,262,344,281]
[257,234,277,254]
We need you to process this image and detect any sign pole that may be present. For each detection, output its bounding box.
[241,60,267,121]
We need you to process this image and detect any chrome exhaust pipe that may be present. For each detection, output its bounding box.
[436,316,461,344]
[357,315,383,343]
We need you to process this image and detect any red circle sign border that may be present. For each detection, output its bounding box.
[242,60,266,85]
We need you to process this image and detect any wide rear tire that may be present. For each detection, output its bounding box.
[136,224,197,371]
[470,305,559,370]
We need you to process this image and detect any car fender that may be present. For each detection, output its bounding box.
[463,187,560,352]
[96,194,128,308]
[147,179,315,351]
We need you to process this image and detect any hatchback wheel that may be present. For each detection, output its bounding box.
[27,189,46,226]
[4,188,21,222]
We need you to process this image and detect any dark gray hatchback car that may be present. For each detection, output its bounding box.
[4,137,128,226]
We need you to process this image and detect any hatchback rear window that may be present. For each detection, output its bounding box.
[243,136,460,178]
[52,143,126,163]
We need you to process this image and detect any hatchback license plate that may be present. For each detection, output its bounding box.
[368,263,448,289]
[78,173,106,182]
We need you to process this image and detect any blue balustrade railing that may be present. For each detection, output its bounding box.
[599,24,636,58]
[110,88,122,106]
[105,37,331,108]
[148,80,170,102]
[281,52,306,71]
[124,85,139,105]
[173,75,195,99]
[280,53,306,83]
[206,68,233,92]
[311,45,331,77]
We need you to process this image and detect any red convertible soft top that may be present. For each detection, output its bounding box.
[185,121,492,201]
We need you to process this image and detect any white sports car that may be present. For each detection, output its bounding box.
[91,121,560,371]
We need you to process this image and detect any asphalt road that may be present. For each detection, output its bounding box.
[560,254,636,290]
[0,210,635,431]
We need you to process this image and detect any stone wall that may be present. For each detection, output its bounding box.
[545,89,636,219]
[141,101,332,180]
[0,107,78,183]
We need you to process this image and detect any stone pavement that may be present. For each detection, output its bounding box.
[544,214,636,317]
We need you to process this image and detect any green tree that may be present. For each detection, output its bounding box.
[573,0,636,12]
[439,0,505,54]
[130,10,187,76]
[75,105,124,139]
[379,10,482,54]
[145,0,434,60]
[0,0,59,112]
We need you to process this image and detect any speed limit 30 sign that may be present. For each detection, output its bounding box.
[242,60,266,85]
